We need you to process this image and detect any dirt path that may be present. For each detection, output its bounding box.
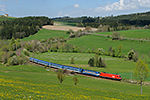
[16,48,24,57]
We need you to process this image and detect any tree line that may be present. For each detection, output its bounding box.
[53,11,150,29]
[0,16,53,39]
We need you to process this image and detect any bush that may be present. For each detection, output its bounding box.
[88,56,107,68]
[18,56,28,65]
[98,57,106,68]
[88,57,94,67]
[133,51,139,62]
[128,49,134,60]
[57,69,65,83]
[72,77,79,86]
[112,32,121,40]
[23,49,30,56]
[2,45,10,52]
[71,57,74,64]
[9,56,19,65]
[1,52,16,64]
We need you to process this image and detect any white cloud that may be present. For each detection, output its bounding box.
[58,12,63,16]
[0,4,6,12]
[15,0,19,4]
[95,0,150,12]
[74,4,79,8]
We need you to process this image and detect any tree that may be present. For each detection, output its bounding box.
[71,57,74,64]
[57,69,65,83]
[134,59,149,94]
[98,57,106,68]
[88,57,94,67]
[85,26,91,32]
[112,32,121,40]
[10,37,15,45]
[117,44,122,58]
[112,47,116,57]
[94,54,99,67]
[128,49,134,60]
[72,76,79,85]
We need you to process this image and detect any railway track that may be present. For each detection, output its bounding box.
[29,60,116,81]
[17,48,121,81]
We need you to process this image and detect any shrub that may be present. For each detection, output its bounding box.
[71,57,74,64]
[112,47,116,57]
[57,69,65,83]
[9,56,19,65]
[72,77,79,86]
[133,51,139,62]
[88,57,94,67]
[23,49,30,56]
[98,57,107,68]
[1,52,16,64]
[2,45,10,52]
[128,49,134,60]
[0,52,5,62]
[18,56,28,65]
[87,49,92,53]
[112,32,121,40]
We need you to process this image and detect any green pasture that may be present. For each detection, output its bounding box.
[34,52,150,81]
[22,29,69,41]
[0,65,150,99]
[67,35,150,56]
[97,29,150,39]
[0,17,16,21]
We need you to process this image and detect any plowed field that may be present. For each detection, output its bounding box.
[42,25,97,32]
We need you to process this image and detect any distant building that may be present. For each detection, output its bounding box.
[4,14,9,17]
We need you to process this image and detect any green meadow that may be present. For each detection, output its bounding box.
[67,35,150,56]
[34,52,150,81]
[22,29,69,41]
[0,17,16,21]
[97,29,150,39]
[1,27,150,99]
[0,65,150,99]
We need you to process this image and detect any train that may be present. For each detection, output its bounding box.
[29,57,122,81]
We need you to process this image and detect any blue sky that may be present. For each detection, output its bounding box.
[0,0,150,18]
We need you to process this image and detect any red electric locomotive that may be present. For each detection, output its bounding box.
[100,72,122,81]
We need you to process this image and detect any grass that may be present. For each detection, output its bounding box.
[0,65,150,99]
[0,16,16,21]
[22,29,69,41]
[34,52,150,81]
[67,35,150,56]
[97,29,150,39]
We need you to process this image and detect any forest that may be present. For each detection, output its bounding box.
[53,11,150,28]
[0,16,53,39]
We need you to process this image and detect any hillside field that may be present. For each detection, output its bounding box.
[0,16,16,21]
[34,52,150,81]
[97,29,150,39]
[67,35,150,56]
[1,24,150,99]
[22,29,69,41]
[0,65,150,99]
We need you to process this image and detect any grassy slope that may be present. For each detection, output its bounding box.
[0,17,16,21]
[97,29,150,39]
[0,65,150,99]
[67,35,150,56]
[22,29,69,41]
[34,52,150,81]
